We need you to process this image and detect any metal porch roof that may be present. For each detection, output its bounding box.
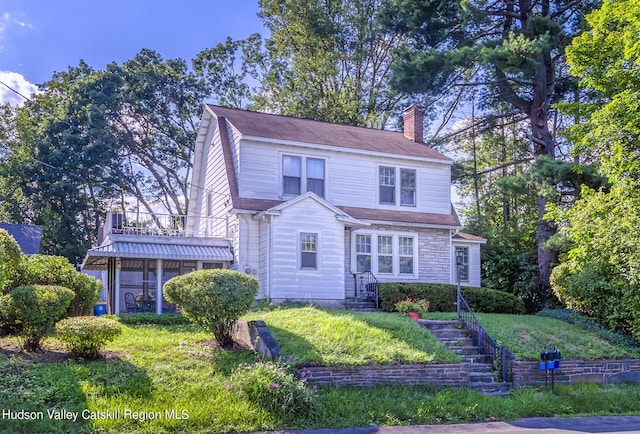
[82,241,233,270]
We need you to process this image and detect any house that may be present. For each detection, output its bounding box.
[0,223,42,255]
[187,104,485,305]
[82,104,485,313]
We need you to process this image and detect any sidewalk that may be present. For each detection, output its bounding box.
[250,416,640,433]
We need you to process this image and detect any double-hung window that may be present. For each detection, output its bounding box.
[283,155,302,195]
[283,155,325,198]
[377,235,393,274]
[306,158,325,197]
[300,233,318,269]
[379,166,416,206]
[399,236,414,275]
[379,167,395,204]
[355,234,372,272]
[353,232,417,277]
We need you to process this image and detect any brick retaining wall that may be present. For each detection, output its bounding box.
[512,359,640,387]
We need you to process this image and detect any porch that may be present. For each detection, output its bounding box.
[82,211,233,315]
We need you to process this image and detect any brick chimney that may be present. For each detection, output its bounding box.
[403,105,424,143]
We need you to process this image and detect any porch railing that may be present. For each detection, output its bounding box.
[458,291,514,383]
[105,211,228,238]
[353,271,379,309]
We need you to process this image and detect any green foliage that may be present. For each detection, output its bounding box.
[6,285,74,351]
[256,0,407,127]
[229,359,319,417]
[379,283,525,314]
[548,183,640,340]
[55,315,122,358]
[0,228,24,295]
[393,298,429,316]
[117,312,192,326]
[164,269,258,348]
[19,254,102,316]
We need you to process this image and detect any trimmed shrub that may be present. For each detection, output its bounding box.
[164,269,258,348]
[7,285,74,351]
[379,283,525,314]
[118,312,191,326]
[0,228,24,295]
[229,359,318,416]
[55,316,122,358]
[19,255,102,316]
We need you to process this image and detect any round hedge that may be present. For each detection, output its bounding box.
[56,316,122,358]
[0,229,24,295]
[163,269,258,348]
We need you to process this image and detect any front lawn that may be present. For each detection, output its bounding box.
[243,306,458,365]
[2,313,640,433]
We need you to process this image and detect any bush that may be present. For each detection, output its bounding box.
[55,316,122,358]
[6,285,74,351]
[229,359,319,416]
[0,229,24,295]
[379,283,525,314]
[164,269,258,348]
[118,312,191,326]
[19,255,102,317]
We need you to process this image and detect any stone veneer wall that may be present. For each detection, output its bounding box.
[299,363,472,387]
[511,359,640,387]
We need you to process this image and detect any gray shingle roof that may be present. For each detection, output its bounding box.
[0,223,42,255]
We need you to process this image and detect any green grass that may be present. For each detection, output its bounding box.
[243,306,459,365]
[427,312,640,360]
[3,315,640,433]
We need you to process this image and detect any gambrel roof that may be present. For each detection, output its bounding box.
[206,105,452,163]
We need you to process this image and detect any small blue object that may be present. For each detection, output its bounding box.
[94,303,107,316]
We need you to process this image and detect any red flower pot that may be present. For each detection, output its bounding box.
[407,312,420,322]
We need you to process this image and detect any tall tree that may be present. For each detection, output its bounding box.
[549,0,640,336]
[256,0,407,127]
[194,34,265,109]
[380,0,599,298]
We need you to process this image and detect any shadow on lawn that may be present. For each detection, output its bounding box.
[0,347,153,433]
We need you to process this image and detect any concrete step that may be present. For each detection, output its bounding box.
[419,320,462,330]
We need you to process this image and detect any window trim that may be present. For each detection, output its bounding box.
[351,230,419,278]
[377,165,418,207]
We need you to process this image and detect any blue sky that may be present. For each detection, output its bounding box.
[0,0,266,104]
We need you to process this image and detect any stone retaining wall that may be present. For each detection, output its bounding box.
[512,359,640,387]
[300,363,472,387]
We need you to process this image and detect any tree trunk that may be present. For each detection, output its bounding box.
[530,44,558,301]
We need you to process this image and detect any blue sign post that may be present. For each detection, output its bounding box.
[540,347,561,391]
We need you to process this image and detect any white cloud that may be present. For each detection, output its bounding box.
[0,71,37,106]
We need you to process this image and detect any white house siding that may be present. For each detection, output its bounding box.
[268,199,345,303]
[452,242,482,287]
[238,141,452,215]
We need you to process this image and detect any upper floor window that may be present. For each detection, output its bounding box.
[283,155,302,195]
[379,166,416,206]
[283,155,325,198]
